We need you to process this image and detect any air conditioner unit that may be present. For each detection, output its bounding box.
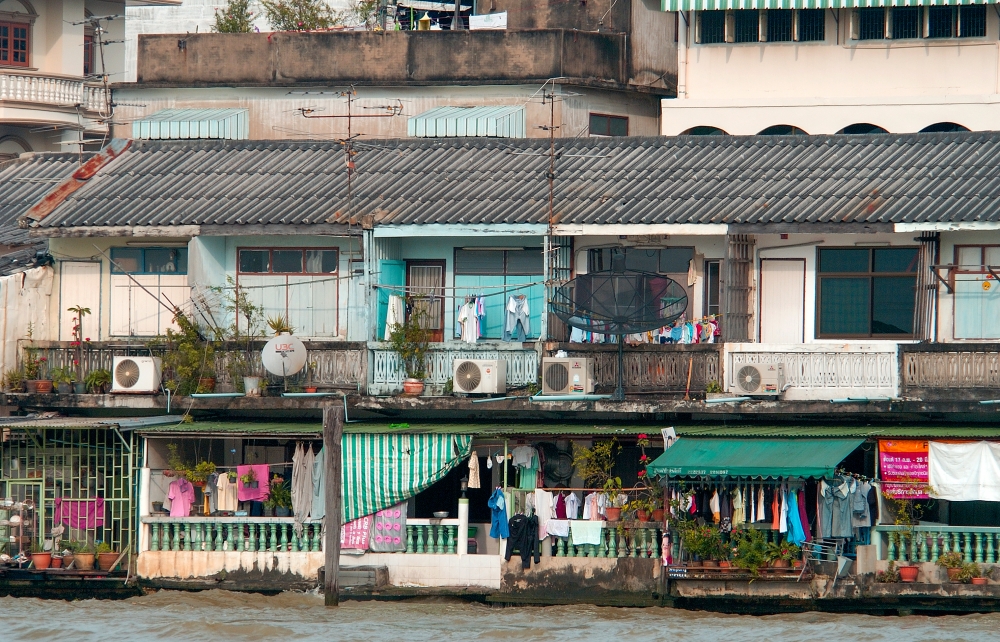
[731,363,784,396]
[452,359,506,395]
[541,357,595,395]
[112,356,162,394]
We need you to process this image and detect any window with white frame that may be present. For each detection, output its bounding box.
[697,9,826,44]
[952,245,1000,339]
[236,248,339,338]
[110,247,190,336]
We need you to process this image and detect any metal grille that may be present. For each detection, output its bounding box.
[857,8,885,40]
[699,11,726,44]
[767,10,793,42]
[1,427,133,557]
[547,236,573,341]
[798,9,825,42]
[734,10,760,43]
[544,362,569,392]
[892,7,920,39]
[959,5,985,37]
[928,6,954,38]
[724,234,754,342]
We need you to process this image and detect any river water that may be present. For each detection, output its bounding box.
[2,590,996,641]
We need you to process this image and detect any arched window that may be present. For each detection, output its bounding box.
[680,126,729,136]
[0,134,31,161]
[920,122,970,133]
[0,0,35,68]
[838,123,889,135]
[757,125,808,136]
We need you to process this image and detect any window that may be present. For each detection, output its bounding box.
[928,6,954,38]
[109,247,190,336]
[705,260,721,317]
[237,247,340,337]
[892,7,920,39]
[699,11,726,44]
[587,247,694,275]
[817,247,919,338]
[589,114,628,137]
[798,9,825,42]
[454,248,543,339]
[857,8,885,40]
[953,245,1000,339]
[959,5,986,37]
[734,10,759,42]
[0,21,29,67]
[83,34,94,76]
[767,9,793,42]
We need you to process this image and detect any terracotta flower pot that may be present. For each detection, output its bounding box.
[719,560,732,568]
[651,509,665,522]
[197,377,216,393]
[402,378,424,396]
[62,554,74,568]
[636,510,650,522]
[97,552,119,571]
[304,386,318,393]
[898,565,920,583]
[947,567,962,582]
[51,555,63,569]
[31,552,52,570]
[74,553,95,570]
[604,507,622,521]
[34,380,53,394]
[702,559,719,568]
[972,577,988,585]
[771,559,791,568]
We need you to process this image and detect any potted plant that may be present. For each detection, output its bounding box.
[267,314,294,336]
[96,542,119,571]
[85,368,112,394]
[969,564,988,585]
[265,474,292,517]
[74,543,96,570]
[765,540,800,568]
[387,303,431,396]
[160,311,216,395]
[29,542,52,570]
[240,467,259,489]
[876,561,902,583]
[881,480,932,583]
[705,380,728,400]
[60,540,77,568]
[731,527,769,577]
[680,524,725,567]
[67,304,91,388]
[937,551,965,582]
[50,366,76,394]
[601,477,625,521]
[3,369,25,393]
[22,347,49,393]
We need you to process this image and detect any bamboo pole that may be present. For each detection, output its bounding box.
[323,404,344,607]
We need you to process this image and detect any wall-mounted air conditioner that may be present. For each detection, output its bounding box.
[730,363,784,396]
[112,356,162,394]
[452,359,506,394]
[541,357,595,395]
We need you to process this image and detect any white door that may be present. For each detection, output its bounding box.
[759,259,805,343]
[59,262,101,341]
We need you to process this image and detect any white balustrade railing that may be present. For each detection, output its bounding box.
[369,342,538,395]
[0,71,105,112]
[726,343,899,400]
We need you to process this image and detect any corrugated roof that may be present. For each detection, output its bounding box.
[30,131,1000,231]
[0,153,85,270]
[408,106,525,138]
[133,108,249,140]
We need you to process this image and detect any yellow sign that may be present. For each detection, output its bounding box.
[984,281,993,292]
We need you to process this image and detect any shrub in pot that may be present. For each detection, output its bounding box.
[96,542,118,571]
[73,543,96,570]
[84,368,112,394]
[29,543,52,570]
[731,528,768,577]
[937,551,965,581]
[387,304,430,396]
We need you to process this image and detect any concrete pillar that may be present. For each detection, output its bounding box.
[457,498,469,556]
[138,467,151,553]
[856,544,877,575]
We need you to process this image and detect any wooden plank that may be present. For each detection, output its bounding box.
[323,404,344,607]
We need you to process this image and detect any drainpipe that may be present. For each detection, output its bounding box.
[677,11,689,100]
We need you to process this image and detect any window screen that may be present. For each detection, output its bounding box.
[111,248,188,275]
[960,5,986,37]
[506,248,544,275]
[239,250,270,273]
[928,6,954,38]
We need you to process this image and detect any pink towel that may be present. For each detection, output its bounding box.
[236,464,271,502]
[54,497,105,529]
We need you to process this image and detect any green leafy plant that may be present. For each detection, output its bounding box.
[730,528,769,576]
[159,311,216,395]
[764,539,801,564]
[264,474,291,509]
[387,303,431,380]
[49,366,76,385]
[937,551,965,569]
[261,0,340,31]
[705,380,723,394]
[956,562,981,583]
[572,438,619,489]
[166,444,216,483]
[240,468,258,486]
[22,346,46,380]
[876,561,901,583]
[4,369,24,391]
[680,524,726,561]
[95,542,113,555]
[214,0,255,32]
[85,368,112,393]
[266,314,294,335]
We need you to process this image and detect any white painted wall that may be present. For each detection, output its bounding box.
[935,230,1000,342]
[665,9,1000,135]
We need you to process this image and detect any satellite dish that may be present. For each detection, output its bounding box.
[261,335,307,377]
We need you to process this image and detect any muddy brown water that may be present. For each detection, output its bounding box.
[2,590,997,641]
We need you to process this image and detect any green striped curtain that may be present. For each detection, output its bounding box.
[663,0,995,10]
[342,433,473,522]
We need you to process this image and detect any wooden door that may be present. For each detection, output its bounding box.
[759,258,805,343]
[59,261,101,340]
[407,260,445,342]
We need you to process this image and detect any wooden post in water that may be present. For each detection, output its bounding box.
[323,404,344,607]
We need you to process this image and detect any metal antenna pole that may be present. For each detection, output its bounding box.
[613,337,625,401]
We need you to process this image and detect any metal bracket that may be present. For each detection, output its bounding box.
[929,265,954,295]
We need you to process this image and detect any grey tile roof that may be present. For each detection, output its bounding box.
[1,153,83,245]
[29,131,1000,230]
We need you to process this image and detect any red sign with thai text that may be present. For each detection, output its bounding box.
[879,439,929,499]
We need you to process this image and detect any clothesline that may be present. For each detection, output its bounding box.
[374,281,543,296]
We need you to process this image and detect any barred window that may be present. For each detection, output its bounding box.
[892,7,920,39]
[798,9,825,42]
[928,6,954,38]
[734,10,760,43]
[959,5,986,37]
[857,8,885,40]
[699,11,726,44]
[767,9,793,42]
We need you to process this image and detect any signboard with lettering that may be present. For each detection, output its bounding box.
[879,439,929,499]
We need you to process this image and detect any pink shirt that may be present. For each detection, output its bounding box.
[167,479,195,517]
[236,464,271,502]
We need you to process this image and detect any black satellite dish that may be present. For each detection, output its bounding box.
[551,270,688,400]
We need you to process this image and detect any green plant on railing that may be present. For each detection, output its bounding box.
[85,368,112,393]
[22,346,46,380]
[159,311,216,395]
[876,561,901,583]
[937,551,965,569]
[730,527,769,577]
[881,478,936,556]
[679,523,727,562]
[264,474,291,511]
[956,562,981,583]
[3,369,24,392]
[95,542,113,555]
[705,380,724,394]
[764,539,801,564]
[387,303,431,380]
[49,366,76,385]
[266,314,295,336]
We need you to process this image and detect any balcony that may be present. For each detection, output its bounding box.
[0,71,108,113]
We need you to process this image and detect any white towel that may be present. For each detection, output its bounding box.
[570,520,604,546]
[546,519,570,538]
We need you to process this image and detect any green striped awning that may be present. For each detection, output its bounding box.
[663,0,996,11]
[342,433,473,523]
[646,437,864,478]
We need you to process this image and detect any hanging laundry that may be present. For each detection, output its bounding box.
[457,299,480,344]
[565,492,580,519]
[384,294,405,340]
[786,489,807,546]
[291,443,315,535]
[370,503,407,552]
[467,451,481,489]
[167,478,195,518]
[506,514,541,568]
[216,473,238,512]
[534,489,554,541]
[489,488,509,539]
[503,295,529,341]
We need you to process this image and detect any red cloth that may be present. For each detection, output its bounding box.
[554,493,566,519]
[236,464,271,502]
[54,497,104,529]
[797,486,812,543]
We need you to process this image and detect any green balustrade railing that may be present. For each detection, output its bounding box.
[142,517,323,553]
[876,525,1000,564]
[404,521,459,554]
[551,525,662,559]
